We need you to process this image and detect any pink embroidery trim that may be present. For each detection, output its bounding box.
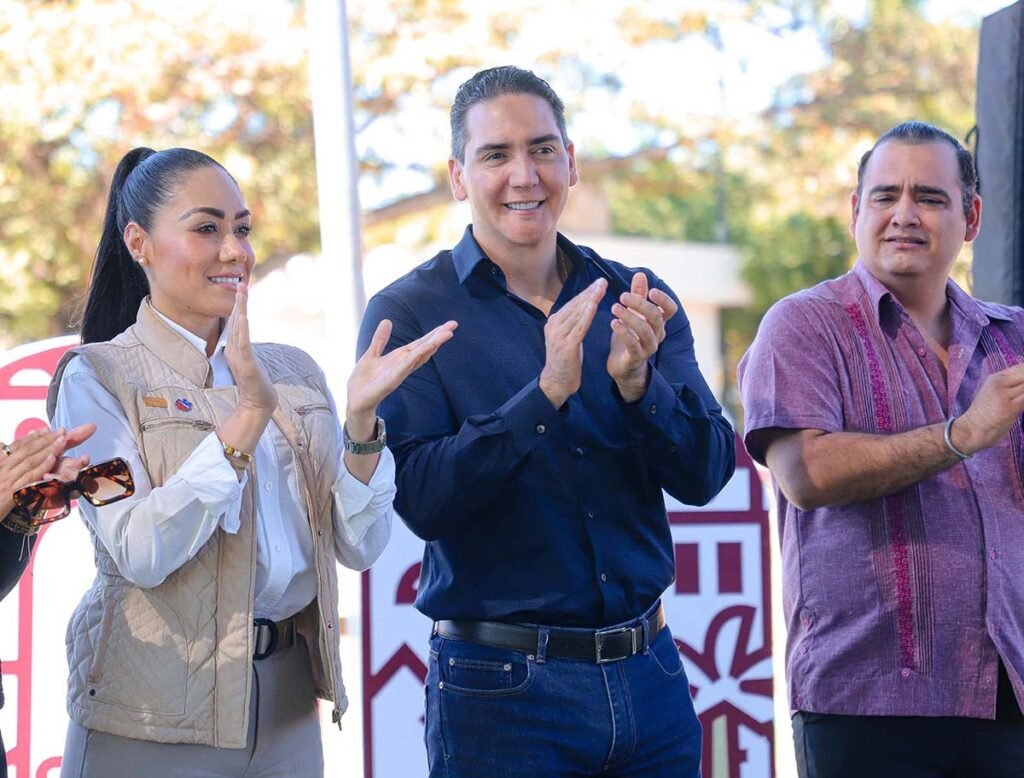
[845,303,915,670]
[989,327,1019,368]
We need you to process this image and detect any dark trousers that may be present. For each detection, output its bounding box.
[794,664,1024,777]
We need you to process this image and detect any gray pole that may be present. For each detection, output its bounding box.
[306,0,365,388]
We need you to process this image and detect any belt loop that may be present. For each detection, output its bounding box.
[642,616,651,655]
[536,627,550,664]
[431,622,438,638]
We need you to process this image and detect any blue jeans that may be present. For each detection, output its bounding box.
[424,611,701,777]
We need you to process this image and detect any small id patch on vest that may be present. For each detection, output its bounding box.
[143,396,168,408]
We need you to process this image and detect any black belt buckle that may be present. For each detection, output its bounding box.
[253,617,278,660]
[594,625,636,663]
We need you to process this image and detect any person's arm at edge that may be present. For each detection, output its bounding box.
[760,359,1024,509]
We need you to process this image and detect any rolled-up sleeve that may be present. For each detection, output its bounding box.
[738,295,843,464]
[332,447,395,571]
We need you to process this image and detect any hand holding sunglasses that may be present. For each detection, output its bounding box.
[6,458,135,536]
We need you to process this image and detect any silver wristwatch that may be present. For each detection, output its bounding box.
[343,416,386,455]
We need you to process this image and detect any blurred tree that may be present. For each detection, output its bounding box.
[606,0,980,420]
[0,0,462,340]
[0,1,316,341]
[0,0,984,356]
[0,0,715,343]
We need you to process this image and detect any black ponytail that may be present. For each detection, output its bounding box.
[79,146,227,343]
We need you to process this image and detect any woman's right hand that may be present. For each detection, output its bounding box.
[225,281,278,417]
[1,424,96,520]
[219,281,276,465]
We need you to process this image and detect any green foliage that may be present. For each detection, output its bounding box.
[607,1,980,423]
[0,1,317,342]
[0,0,985,362]
[739,212,852,311]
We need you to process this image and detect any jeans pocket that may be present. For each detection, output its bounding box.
[437,638,533,698]
[649,626,684,678]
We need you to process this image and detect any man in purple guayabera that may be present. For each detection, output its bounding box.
[739,121,1024,778]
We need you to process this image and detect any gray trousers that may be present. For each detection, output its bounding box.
[60,636,324,778]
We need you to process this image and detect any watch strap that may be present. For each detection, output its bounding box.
[344,417,386,455]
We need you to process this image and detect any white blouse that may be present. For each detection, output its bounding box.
[52,313,394,621]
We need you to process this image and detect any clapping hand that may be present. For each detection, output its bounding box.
[225,281,278,419]
[950,363,1024,456]
[538,278,608,409]
[607,272,678,402]
[1,424,96,520]
[346,319,458,439]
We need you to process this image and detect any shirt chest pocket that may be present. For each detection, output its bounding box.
[138,416,217,485]
[294,402,336,452]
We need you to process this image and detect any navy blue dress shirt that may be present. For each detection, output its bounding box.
[358,227,735,627]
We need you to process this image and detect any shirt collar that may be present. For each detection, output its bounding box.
[852,258,1005,327]
[452,226,490,285]
[151,306,229,361]
[450,225,593,287]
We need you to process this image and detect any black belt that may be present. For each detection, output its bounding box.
[434,603,666,664]
[253,616,297,660]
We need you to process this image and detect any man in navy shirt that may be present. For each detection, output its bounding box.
[358,66,735,778]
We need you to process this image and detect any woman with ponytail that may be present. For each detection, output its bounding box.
[49,147,456,776]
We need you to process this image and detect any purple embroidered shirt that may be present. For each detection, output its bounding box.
[738,260,1024,719]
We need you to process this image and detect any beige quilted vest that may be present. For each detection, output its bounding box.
[47,299,349,747]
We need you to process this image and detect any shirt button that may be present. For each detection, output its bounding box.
[900,667,911,678]
[600,572,608,582]
[800,646,808,655]
[574,446,584,458]
[587,510,594,519]
[490,266,497,275]
[990,549,998,560]
[265,482,273,492]
[917,348,927,357]
[649,404,657,415]
[795,695,803,706]
[536,424,546,435]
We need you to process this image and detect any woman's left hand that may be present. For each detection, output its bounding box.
[345,319,457,438]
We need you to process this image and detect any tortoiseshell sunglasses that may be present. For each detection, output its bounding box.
[11,457,135,527]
